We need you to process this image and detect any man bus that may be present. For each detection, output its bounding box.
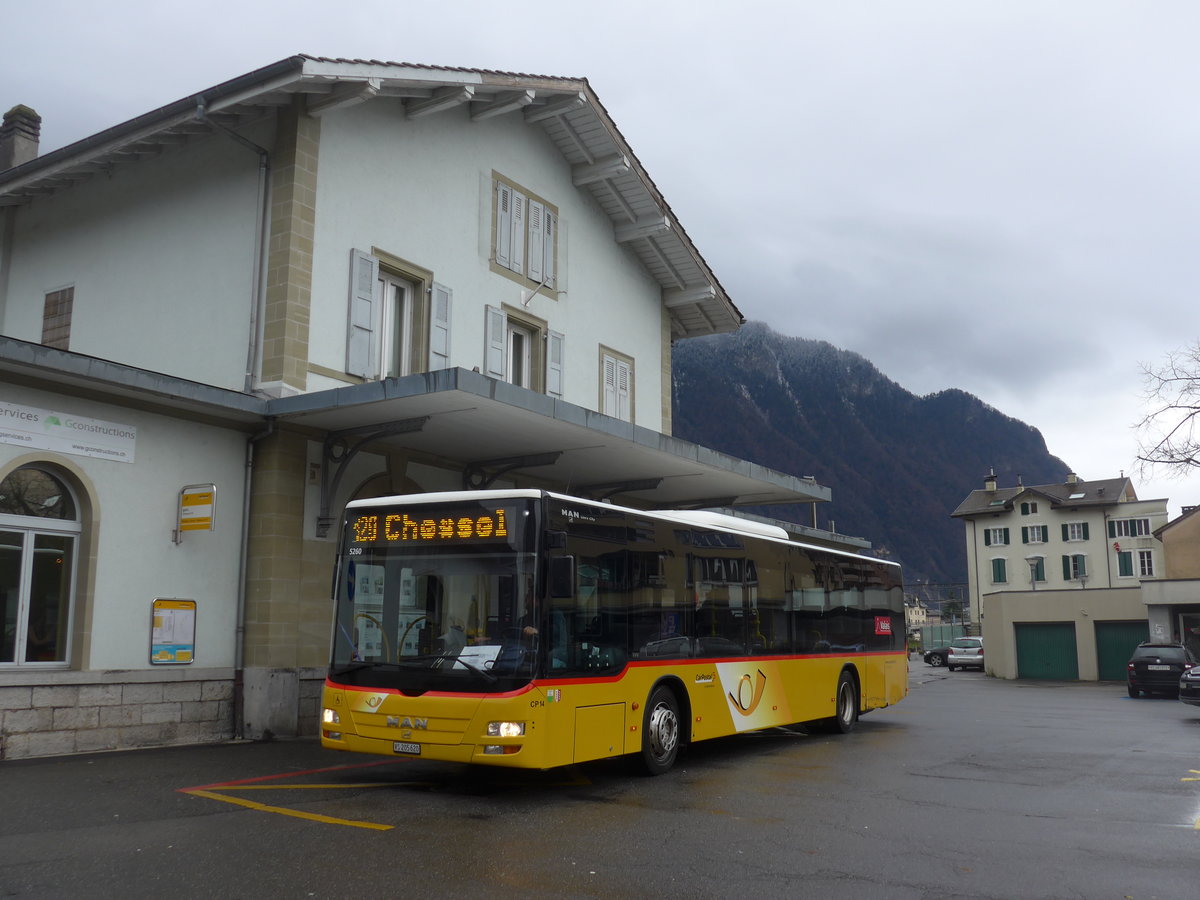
[321,490,906,774]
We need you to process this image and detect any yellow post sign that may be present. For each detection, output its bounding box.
[176,483,216,543]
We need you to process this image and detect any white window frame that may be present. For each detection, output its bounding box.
[483,305,563,397]
[1066,522,1087,542]
[986,527,1009,546]
[1138,550,1155,577]
[0,468,81,669]
[378,271,414,379]
[1023,525,1047,544]
[1111,517,1151,538]
[346,249,451,381]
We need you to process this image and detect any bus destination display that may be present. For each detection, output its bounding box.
[350,505,514,547]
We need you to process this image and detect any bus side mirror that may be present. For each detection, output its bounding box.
[549,556,575,599]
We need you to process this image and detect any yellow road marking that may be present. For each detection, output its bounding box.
[182,787,393,830]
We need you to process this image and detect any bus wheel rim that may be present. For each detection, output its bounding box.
[649,702,678,759]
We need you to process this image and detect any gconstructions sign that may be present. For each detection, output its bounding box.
[0,401,137,463]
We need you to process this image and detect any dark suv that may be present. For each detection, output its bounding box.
[1126,642,1197,698]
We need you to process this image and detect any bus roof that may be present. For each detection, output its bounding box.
[344,489,901,570]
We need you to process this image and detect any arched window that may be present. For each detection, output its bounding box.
[0,465,80,665]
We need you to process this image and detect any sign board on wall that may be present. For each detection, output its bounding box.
[0,401,137,463]
[150,598,196,664]
[174,484,216,543]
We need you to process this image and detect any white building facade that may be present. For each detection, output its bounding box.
[951,472,1167,681]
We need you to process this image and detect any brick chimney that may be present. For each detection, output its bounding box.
[0,105,41,170]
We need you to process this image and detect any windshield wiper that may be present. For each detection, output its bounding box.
[397,654,497,683]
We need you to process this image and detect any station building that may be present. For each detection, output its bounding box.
[0,57,839,758]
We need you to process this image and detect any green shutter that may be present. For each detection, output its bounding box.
[1118,552,1133,577]
[1035,557,1045,581]
[1108,521,1116,539]
[1082,522,1090,540]
[984,530,991,546]
[1003,528,1010,545]
[1062,555,1071,579]
[1022,526,1029,544]
[1076,554,1087,578]
[1062,524,1070,542]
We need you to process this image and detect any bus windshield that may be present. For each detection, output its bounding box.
[330,498,539,693]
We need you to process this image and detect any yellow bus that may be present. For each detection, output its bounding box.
[321,490,907,774]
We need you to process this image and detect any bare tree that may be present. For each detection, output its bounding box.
[1137,343,1200,474]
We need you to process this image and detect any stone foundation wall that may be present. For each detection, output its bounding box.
[0,668,235,760]
[0,667,328,760]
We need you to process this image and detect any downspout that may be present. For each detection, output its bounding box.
[195,98,271,394]
[234,418,274,739]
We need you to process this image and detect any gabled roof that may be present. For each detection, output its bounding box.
[1154,503,1200,539]
[950,477,1136,518]
[0,55,740,338]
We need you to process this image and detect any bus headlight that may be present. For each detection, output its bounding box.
[323,708,341,725]
[486,721,525,737]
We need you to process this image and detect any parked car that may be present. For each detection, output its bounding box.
[923,646,950,667]
[1179,665,1200,707]
[947,637,984,671]
[1126,642,1197,698]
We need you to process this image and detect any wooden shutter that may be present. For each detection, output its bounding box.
[347,249,380,378]
[527,200,545,283]
[543,210,556,288]
[1108,521,1116,539]
[1002,528,1010,545]
[1061,524,1070,542]
[484,306,506,378]
[510,191,526,275]
[546,331,564,397]
[1081,522,1090,540]
[616,358,631,421]
[984,530,992,547]
[496,183,512,268]
[429,283,452,370]
[1021,527,1029,544]
[1062,555,1071,579]
[602,354,617,415]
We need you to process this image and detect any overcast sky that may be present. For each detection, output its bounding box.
[6,0,1200,515]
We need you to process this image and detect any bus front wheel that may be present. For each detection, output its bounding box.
[818,671,859,734]
[640,685,681,775]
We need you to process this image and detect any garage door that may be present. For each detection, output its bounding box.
[1094,620,1149,681]
[1015,622,1079,680]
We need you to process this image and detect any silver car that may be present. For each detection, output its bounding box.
[947,637,984,671]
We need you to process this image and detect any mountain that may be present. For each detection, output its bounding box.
[671,321,1071,585]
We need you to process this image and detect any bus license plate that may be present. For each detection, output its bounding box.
[393,741,421,755]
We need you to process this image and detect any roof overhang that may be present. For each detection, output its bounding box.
[0,338,829,510]
[0,55,740,339]
[270,368,830,509]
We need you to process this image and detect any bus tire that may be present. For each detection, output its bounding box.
[640,684,681,775]
[820,670,859,734]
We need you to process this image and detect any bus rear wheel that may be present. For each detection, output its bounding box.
[640,685,681,775]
